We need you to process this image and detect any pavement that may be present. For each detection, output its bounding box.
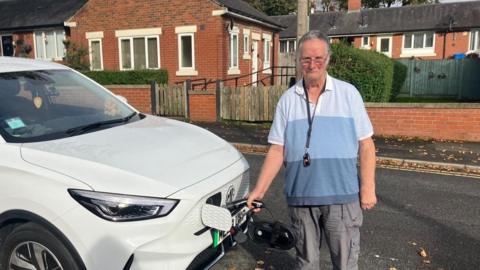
[192,121,480,176]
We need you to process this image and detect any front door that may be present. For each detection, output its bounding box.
[377,36,392,57]
[1,35,14,56]
[251,40,258,86]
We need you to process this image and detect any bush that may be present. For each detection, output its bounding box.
[83,70,168,85]
[390,60,407,101]
[328,43,394,102]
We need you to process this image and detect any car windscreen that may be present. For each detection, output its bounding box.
[0,69,139,143]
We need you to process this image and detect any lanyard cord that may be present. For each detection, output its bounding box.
[303,79,325,151]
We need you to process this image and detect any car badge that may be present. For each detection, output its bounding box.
[33,96,43,109]
[226,185,236,204]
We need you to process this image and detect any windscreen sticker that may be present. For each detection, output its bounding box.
[5,117,26,130]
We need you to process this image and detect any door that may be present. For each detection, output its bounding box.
[377,36,392,57]
[1,35,14,56]
[251,40,258,86]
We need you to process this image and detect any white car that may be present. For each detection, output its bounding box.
[0,57,250,270]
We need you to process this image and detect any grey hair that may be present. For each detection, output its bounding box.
[296,30,331,69]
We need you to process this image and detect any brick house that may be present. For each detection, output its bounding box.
[0,0,284,86]
[0,0,86,60]
[274,0,480,60]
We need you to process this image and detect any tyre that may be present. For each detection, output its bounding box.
[0,222,82,270]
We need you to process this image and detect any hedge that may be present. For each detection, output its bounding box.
[391,60,408,101]
[328,43,394,102]
[83,69,168,85]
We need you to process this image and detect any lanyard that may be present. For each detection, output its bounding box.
[302,79,325,151]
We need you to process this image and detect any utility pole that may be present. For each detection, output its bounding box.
[297,0,309,78]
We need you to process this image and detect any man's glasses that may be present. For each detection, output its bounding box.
[300,56,328,66]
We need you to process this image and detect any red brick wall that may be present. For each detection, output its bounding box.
[366,104,480,141]
[69,0,279,86]
[188,91,217,122]
[106,85,152,114]
[101,86,480,141]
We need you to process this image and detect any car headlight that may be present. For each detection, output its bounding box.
[68,189,179,222]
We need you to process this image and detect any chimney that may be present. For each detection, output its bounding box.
[348,0,361,12]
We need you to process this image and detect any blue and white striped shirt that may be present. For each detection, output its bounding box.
[269,74,373,206]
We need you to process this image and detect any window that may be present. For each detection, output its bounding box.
[229,28,239,69]
[470,30,480,51]
[361,36,370,48]
[243,29,250,60]
[280,39,296,53]
[89,39,103,70]
[403,32,434,49]
[263,34,272,73]
[34,30,65,60]
[179,34,194,68]
[175,25,197,76]
[244,35,249,54]
[118,36,159,70]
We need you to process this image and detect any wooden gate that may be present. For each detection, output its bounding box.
[157,84,186,117]
[220,85,288,121]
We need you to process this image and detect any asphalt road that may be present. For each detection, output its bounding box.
[213,153,480,270]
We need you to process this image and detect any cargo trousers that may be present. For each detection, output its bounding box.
[288,201,363,270]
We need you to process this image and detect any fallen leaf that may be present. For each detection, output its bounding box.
[389,267,397,270]
[419,247,428,257]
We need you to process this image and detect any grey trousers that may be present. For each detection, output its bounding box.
[288,201,363,270]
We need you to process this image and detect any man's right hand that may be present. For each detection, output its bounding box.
[246,189,264,213]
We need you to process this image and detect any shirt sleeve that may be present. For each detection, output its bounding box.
[352,90,373,141]
[268,97,287,146]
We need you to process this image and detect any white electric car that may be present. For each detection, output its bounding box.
[0,57,250,270]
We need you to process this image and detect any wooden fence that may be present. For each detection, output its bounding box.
[220,85,288,121]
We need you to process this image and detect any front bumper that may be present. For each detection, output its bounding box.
[56,159,249,270]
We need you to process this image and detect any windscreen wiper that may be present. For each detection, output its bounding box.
[66,112,137,136]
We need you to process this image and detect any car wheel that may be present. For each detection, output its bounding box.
[0,222,81,270]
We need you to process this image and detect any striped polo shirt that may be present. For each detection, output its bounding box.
[268,74,373,206]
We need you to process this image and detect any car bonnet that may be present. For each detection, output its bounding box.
[19,116,243,197]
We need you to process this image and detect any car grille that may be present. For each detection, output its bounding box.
[182,170,249,235]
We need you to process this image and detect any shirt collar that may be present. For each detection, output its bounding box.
[295,73,334,97]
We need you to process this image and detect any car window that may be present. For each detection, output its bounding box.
[0,69,139,143]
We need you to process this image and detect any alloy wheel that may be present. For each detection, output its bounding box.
[9,241,63,270]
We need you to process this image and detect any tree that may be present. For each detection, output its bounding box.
[362,0,437,8]
[244,0,297,15]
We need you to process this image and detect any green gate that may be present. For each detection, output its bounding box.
[398,59,480,100]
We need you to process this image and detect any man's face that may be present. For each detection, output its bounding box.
[300,39,330,84]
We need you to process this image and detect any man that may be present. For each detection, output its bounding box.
[247,30,377,270]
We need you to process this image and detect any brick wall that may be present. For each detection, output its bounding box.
[366,103,480,141]
[188,90,217,122]
[106,85,152,114]
[105,86,480,142]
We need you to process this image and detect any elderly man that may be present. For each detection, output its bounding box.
[247,30,377,270]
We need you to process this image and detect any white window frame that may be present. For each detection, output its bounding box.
[469,29,480,52]
[115,28,162,71]
[361,36,370,49]
[400,32,436,57]
[175,25,198,76]
[280,39,296,53]
[228,27,240,75]
[243,29,250,59]
[86,31,104,71]
[33,30,65,61]
[88,39,103,70]
[263,33,272,74]
[117,36,160,71]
